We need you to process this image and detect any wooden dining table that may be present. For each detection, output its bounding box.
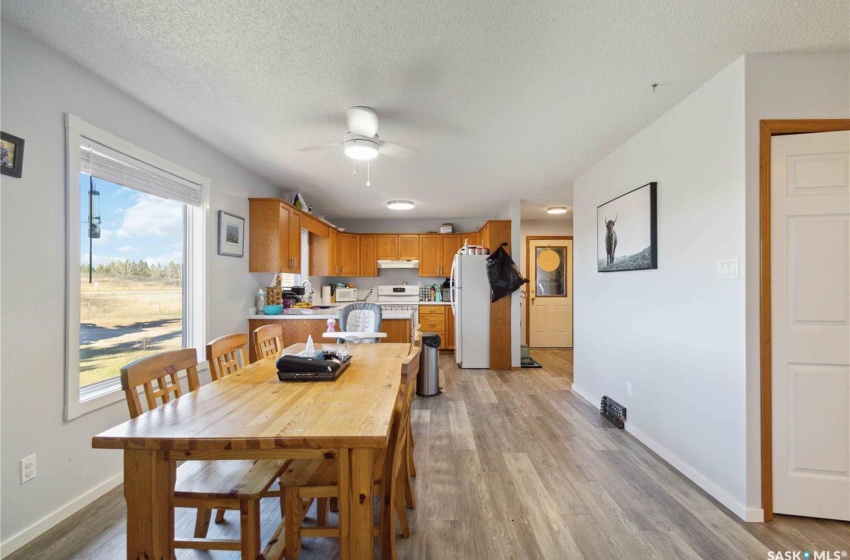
[92,341,410,560]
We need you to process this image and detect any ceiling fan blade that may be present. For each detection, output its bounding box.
[378,142,420,159]
[347,106,379,138]
[295,142,342,152]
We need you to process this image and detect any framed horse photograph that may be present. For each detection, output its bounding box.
[597,182,657,272]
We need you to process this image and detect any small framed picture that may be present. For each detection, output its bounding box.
[1,131,25,178]
[218,211,245,257]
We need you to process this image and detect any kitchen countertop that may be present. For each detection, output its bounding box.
[249,307,414,320]
[418,301,451,306]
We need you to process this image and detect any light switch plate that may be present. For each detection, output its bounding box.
[717,259,739,279]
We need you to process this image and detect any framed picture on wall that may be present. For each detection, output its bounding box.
[1,131,25,178]
[218,211,245,257]
[597,182,657,272]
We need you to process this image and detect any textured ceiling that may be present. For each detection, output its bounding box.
[3,1,848,219]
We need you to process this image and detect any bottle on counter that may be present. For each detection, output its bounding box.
[430,286,435,301]
[256,289,266,314]
[326,316,336,333]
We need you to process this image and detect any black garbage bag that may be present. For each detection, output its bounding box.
[486,243,529,302]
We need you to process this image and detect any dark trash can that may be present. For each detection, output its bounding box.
[417,332,441,397]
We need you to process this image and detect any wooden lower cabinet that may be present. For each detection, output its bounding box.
[419,305,454,350]
[247,317,412,363]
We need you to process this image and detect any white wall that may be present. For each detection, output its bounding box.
[519,219,573,345]
[0,23,282,554]
[573,58,750,517]
[572,52,850,522]
[741,53,850,511]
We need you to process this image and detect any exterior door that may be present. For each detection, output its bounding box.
[771,131,850,521]
[528,238,572,347]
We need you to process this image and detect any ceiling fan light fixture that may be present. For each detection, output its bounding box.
[547,206,568,214]
[343,133,379,160]
[387,200,414,210]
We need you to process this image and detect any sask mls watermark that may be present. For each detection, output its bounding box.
[768,551,848,560]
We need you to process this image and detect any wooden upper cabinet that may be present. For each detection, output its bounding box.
[359,235,377,277]
[465,232,481,247]
[480,223,491,251]
[440,234,462,277]
[376,235,398,260]
[420,234,461,277]
[418,235,442,276]
[398,235,419,259]
[310,228,338,276]
[375,234,419,260]
[249,199,291,273]
[288,209,301,273]
[328,229,340,275]
[339,233,360,276]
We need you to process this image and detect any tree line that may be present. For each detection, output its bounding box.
[81,260,182,279]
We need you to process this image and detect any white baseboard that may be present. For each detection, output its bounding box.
[570,383,760,522]
[0,472,123,558]
[571,383,598,409]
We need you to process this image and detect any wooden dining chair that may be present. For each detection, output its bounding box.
[279,344,422,560]
[206,333,249,380]
[253,323,284,360]
[119,348,287,558]
[397,338,421,537]
[406,330,423,482]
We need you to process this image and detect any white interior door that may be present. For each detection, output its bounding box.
[528,239,573,347]
[771,130,850,521]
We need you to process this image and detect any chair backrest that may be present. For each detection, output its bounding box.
[253,323,283,360]
[206,333,249,381]
[388,344,420,486]
[120,348,200,418]
[401,339,421,384]
[338,303,382,343]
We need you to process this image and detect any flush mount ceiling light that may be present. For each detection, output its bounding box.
[343,133,379,160]
[387,200,415,210]
[547,207,568,214]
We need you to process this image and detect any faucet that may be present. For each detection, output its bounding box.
[301,279,314,305]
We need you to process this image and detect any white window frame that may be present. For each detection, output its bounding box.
[64,114,210,420]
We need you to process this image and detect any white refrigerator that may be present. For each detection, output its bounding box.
[450,253,490,368]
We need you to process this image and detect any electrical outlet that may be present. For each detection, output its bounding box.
[21,454,37,484]
[626,382,632,397]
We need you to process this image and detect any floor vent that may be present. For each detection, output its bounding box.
[600,396,626,428]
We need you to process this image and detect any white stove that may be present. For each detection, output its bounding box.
[377,285,420,332]
[377,285,419,304]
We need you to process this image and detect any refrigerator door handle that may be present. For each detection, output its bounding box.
[449,254,458,316]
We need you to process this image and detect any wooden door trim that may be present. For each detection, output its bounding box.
[759,119,850,522]
[525,235,573,348]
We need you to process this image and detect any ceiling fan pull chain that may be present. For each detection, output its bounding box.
[352,159,356,177]
[367,159,371,187]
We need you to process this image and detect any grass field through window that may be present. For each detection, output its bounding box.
[80,273,182,387]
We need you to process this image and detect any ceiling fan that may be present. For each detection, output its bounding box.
[297,107,418,185]
[343,106,418,160]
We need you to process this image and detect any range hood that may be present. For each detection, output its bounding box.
[377,259,420,269]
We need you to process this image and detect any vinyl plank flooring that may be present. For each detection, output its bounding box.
[10,350,849,560]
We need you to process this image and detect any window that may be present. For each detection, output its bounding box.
[79,177,185,388]
[65,115,209,420]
